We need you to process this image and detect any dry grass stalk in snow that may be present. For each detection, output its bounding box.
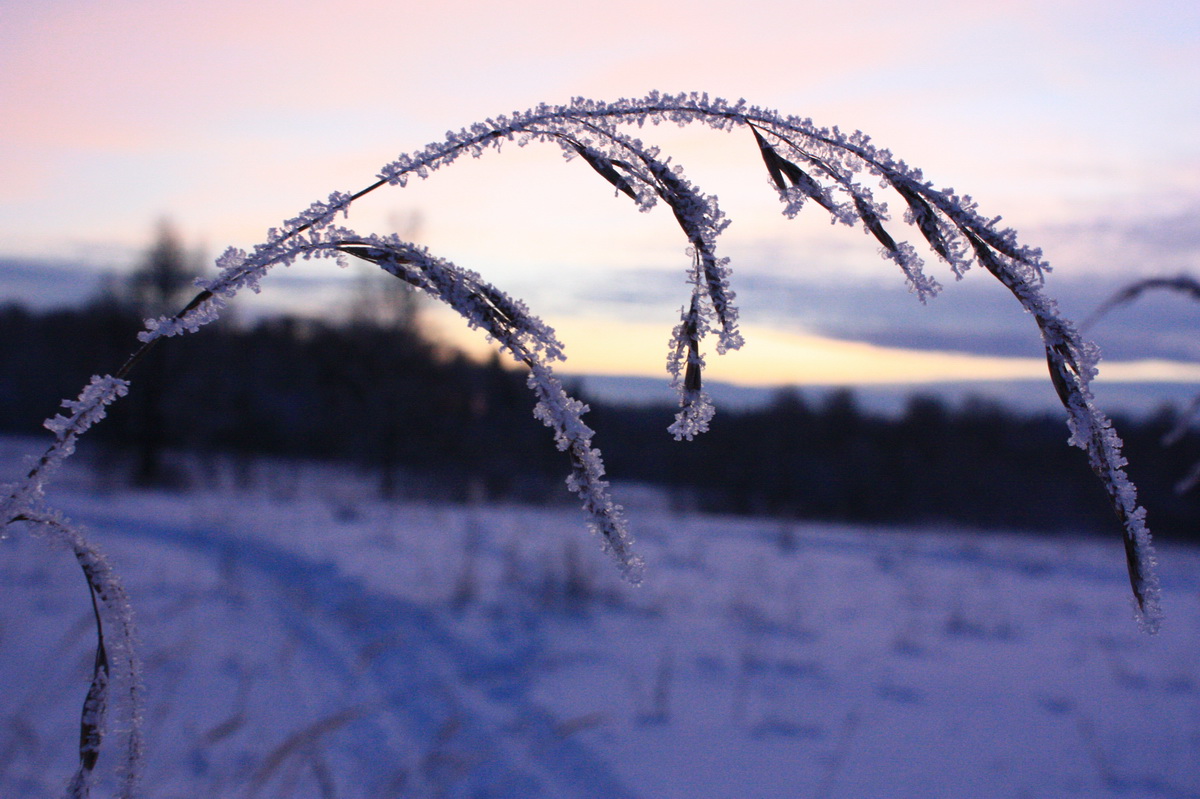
[0,92,1169,796]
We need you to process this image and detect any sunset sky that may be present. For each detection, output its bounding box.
[2,0,1198,400]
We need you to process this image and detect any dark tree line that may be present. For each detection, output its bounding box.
[0,300,564,500]
[2,293,1199,539]
[588,390,1200,539]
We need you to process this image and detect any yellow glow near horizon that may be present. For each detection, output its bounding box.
[426,308,1200,388]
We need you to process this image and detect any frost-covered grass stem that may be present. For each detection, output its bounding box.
[6,91,1164,620]
[0,91,1173,790]
[9,512,143,799]
[331,237,642,580]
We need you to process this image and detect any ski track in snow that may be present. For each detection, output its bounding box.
[58,503,637,798]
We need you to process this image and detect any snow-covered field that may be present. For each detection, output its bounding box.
[2,438,1199,798]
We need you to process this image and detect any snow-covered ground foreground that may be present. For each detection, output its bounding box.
[2,439,1199,798]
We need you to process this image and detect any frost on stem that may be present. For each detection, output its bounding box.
[329,235,642,580]
[5,92,1165,665]
[11,512,144,799]
[527,363,643,580]
[356,93,1159,623]
[42,375,130,455]
[0,375,130,519]
[666,291,716,441]
[2,91,1176,793]
[1000,261,1162,631]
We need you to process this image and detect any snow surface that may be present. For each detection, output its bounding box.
[2,439,1199,798]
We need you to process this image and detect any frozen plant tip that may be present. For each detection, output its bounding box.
[331,236,642,579]
[2,92,1174,792]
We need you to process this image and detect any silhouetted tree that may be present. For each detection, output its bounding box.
[126,220,202,486]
